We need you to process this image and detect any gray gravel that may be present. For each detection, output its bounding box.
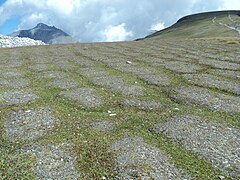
[112,85,145,97]
[208,69,240,80]
[73,58,95,67]
[156,61,204,73]
[51,78,78,90]
[4,108,58,142]
[150,115,240,178]
[139,74,171,86]
[0,89,38,106]
[139,57,167,63]
[183,73,240,95]
[91,76,125,88]
[28,64,50,72]
[54,61,74,71]
[0,78,29,89]
[76,67,109,77]
[112,64,158,75]
[198,59,240,70]
[59,87,103,108]
[22,143,80,179]
[37,71,67,80]
[121,99,161,110]
[0,69,24,78]
[110,136,189,179]
[90,120,114,131]
[168,86,240,113]
[91,75,145,96]
[0,61,23,68]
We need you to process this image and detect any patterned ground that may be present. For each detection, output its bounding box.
[0,38,239,179]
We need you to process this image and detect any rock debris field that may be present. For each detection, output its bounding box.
[0,38,239,179]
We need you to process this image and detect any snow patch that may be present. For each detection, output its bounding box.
[0,34,46,48]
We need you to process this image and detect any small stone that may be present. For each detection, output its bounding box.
[109,113,117,116]
[218,175,225,180]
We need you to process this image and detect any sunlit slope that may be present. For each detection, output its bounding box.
[145,10,240,39]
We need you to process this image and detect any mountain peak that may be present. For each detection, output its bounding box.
[36,23,50,29]
[10,23,77,44]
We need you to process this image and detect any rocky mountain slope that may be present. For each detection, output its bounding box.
[145,10,240,39]
[0,34,45,48]
[10,23,77,44]
[0,11,239,179]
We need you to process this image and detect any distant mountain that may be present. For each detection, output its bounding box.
[144,10,240,40]
[10,23,77,44]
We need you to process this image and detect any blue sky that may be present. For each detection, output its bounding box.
[0,0,6,5]
[0,0,240,42]
[0,16,20,35]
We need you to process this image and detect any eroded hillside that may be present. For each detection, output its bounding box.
[0,37,239,179]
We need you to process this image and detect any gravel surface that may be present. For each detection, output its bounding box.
[208,69,240,80]
[37,71,67,80]
[0,89,38,106]
[4,108,58,142]
[91,76,125,88]
[112,64,157,75]
[0,78,29,89]
[51,78,78,90]
[199,59,240,70]
[90,120,114,131]
[0,69,24,78]
[150,115,240,178]
[139,57,167,63]
[28,64,50,72]
[110,136,189,179]
[183,73,240,95]
[73,58,94,67]
[22,143,80,179]
[59,88,103,108]
[139,74,171,86]
[112,85,145,97]
[121,99,161,110]
[156,61,204,73]
[54,61,74,71]
[0,60,23,68]
[76,67,109,77]
[168,86,240,113]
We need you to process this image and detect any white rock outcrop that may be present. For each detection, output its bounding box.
[0,34,46,48]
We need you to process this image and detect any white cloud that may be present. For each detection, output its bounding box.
[0,0,228,42]
[151,22,165,31]
[220,0,240,10]
[18,13,48,30]
[103,23,133,42]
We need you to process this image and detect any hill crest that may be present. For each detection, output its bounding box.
[145,10,240,39]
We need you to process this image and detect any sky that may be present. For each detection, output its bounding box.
[0,0,240,42]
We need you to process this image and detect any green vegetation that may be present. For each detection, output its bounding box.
[145,10,240,39]
[0,11,240,179]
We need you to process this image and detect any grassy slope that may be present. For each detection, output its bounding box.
[145,10,240,39]
[0,11,240,180]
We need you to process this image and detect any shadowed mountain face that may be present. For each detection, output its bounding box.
[10,23,77,44]
[145,10,240,40]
